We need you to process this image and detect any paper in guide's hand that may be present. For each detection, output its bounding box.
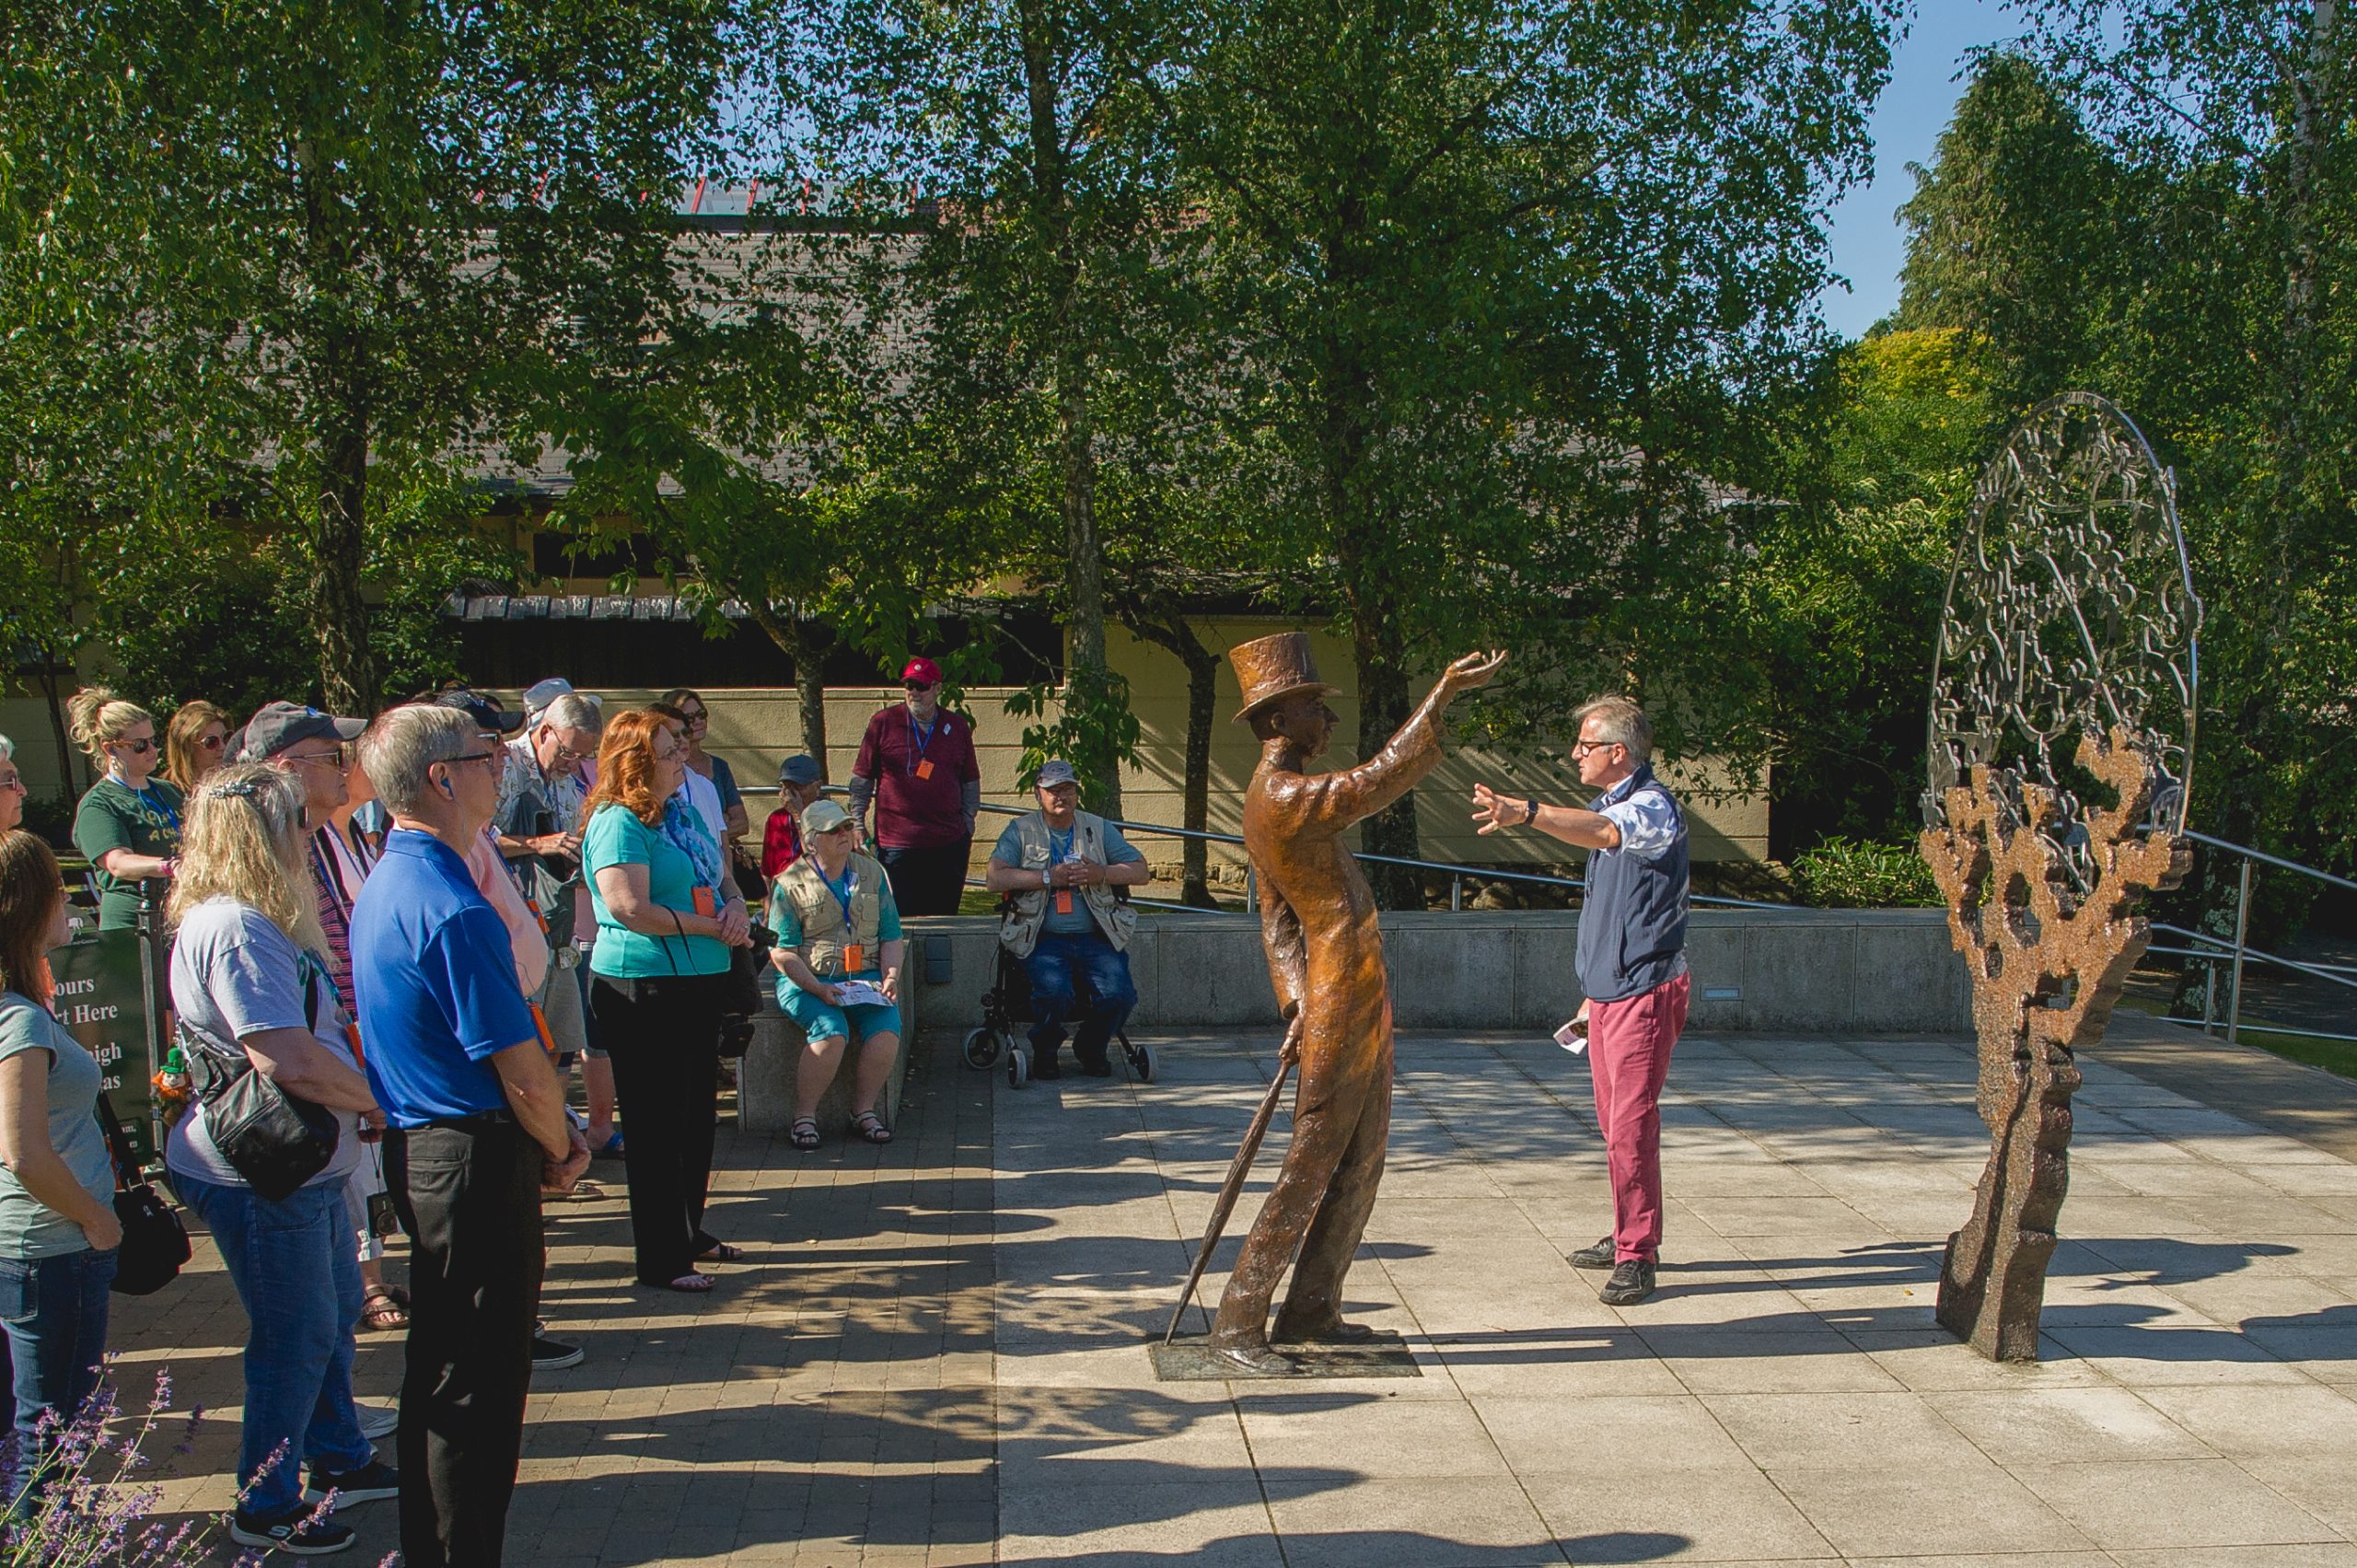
[1554,1016,1589,1055]
[835,979,893,1009]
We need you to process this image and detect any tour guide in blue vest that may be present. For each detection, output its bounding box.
[1472,694,1690,1307]
[349,703,590,1568]
[983,760,1150,1079]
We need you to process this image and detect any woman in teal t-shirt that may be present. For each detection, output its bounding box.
[0,830,123,1506]
[579,710,751,1294]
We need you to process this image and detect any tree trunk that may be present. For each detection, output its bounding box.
[34,652,78,800]
[1352,612,1424,908]
[747,598,831,780]
[311,419,376,714]
[1017,0,1120,818]
[1130,610,1222,907]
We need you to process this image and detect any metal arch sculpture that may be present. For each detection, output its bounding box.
[1920,392,2202,1361]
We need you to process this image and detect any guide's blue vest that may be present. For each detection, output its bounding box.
[1575,763,1691,1004]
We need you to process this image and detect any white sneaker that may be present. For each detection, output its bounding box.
[356,1402,400,1439]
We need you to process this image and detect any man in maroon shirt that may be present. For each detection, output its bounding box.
[848,656,981,915]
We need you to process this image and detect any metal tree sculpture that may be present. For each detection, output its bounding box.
[1921,392,2201,1362]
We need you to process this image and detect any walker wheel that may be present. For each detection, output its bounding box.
[1006,1045,1030,1089]
[963,1026,1001,1069]
[1130,1042,1155,1084]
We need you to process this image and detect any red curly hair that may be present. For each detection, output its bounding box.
[582,709,680,829]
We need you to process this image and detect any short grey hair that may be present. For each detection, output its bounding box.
[0,734,12,762]
[538,692,602,735]
[361,703,476,818]
[1573,694,1653,762]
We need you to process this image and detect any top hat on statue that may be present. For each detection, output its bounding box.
[1230,632,1343,724]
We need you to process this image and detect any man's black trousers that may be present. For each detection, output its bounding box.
[878,840,971,916]
[388,1118,544,1568]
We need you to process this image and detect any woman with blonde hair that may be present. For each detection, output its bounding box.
[67,688,180,932]
[581,709,749,1293]
[161,700,233,796]
[165,764,396,1554]
[0,829,122,1507]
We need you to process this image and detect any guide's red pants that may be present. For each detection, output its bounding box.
[1588,970,1690,1263]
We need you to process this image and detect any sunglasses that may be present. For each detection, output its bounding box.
[197,733,226,752]
[903,680,937,693]
[286,746,353,772]
[115,738,157,755]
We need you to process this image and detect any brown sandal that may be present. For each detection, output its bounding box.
[362,1288,411,1331]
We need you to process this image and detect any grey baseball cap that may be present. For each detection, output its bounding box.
[521,677,575,714]
[1035,760,1078,788]
[803,799,855,835]
[777,754,822,786]
[239,702,366,761]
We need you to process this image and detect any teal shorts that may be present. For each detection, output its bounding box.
[778,970,901,1043]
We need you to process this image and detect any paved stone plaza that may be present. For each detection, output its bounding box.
[111,1018,2357,1565]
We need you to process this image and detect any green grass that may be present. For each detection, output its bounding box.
[2232,1028,2357,1082]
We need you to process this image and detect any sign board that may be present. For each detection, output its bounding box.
[50,927,160,1169]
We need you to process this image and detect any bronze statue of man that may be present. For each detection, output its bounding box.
[1209,633,1504,1374]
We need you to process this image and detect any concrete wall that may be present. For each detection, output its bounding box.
[905,907,1970,1038]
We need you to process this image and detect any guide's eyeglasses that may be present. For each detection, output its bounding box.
[1570,739,1622,758]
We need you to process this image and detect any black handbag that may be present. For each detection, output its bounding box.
[97,1091,191,1295]
[181,970,342,1202]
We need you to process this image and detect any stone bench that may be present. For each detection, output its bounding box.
[737,971,919,1135]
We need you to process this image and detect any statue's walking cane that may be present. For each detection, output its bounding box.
[1165,1028,1296,1345]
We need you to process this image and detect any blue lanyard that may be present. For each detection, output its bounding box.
[821,865,857,932]
[128,780,180,832]
[907,711,940,772]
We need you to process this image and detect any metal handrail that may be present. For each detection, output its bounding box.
[786,788,1809,915]
[2132,824,2357,1050]
[2177,828,2357,895]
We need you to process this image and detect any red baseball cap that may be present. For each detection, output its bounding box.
[900,656,944,688]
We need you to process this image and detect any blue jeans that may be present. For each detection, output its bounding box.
[1023,932,1139,1066]
[176,1174,371,1516]
[0,1246,117,1509]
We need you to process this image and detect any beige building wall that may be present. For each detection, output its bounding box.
[4,620,1768,876]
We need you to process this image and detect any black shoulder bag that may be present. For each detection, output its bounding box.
[181,968,342,1202]
[96,1090,191,1295]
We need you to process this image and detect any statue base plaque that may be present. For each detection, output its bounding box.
[1150,1332,1421,1382]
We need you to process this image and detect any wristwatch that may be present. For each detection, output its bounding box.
[1524,798,1540,825]
[1041,867,1052,889]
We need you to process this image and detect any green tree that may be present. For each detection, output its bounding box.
[798,0,1193,814]
[7,0,749,713]
[1897,22,2357,960]
[1155,0,1898,903]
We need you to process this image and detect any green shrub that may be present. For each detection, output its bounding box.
[1792,835,1940,908]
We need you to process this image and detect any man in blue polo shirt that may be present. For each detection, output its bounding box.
[351,703,588,1568]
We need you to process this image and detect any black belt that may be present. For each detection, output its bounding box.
[414,1109,516,1132]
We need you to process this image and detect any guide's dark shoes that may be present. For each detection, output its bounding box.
[1567,1237,1617,1271]
[1598,1260,1656,1306]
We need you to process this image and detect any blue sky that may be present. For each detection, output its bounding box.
[1815,0,2029,340]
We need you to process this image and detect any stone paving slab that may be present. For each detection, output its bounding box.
[95,1018,2357,1564]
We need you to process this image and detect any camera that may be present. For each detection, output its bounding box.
[718,923,780,1056]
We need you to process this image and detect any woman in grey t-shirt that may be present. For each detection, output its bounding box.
[164,767,394,1555]
[0,829,122,1505]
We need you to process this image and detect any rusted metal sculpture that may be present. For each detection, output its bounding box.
[1922,392,2202,1361]
[1191,633,1503,1376]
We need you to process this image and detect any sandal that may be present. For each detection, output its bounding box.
[849,1111,893,1145]
[658,1272,715,1294]
[362,1288,410,1331]
[697,1241,745,1263]
[789,1118,821,1151]
[545,1179,603,1202]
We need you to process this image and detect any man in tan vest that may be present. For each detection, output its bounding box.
[1210,633,1504,1373]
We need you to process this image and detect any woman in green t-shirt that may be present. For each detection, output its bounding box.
[0,829,124,1505]
[581,709,751,1294]
[66,688,182,932]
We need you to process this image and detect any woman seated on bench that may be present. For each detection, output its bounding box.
[767,799,904,1149]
